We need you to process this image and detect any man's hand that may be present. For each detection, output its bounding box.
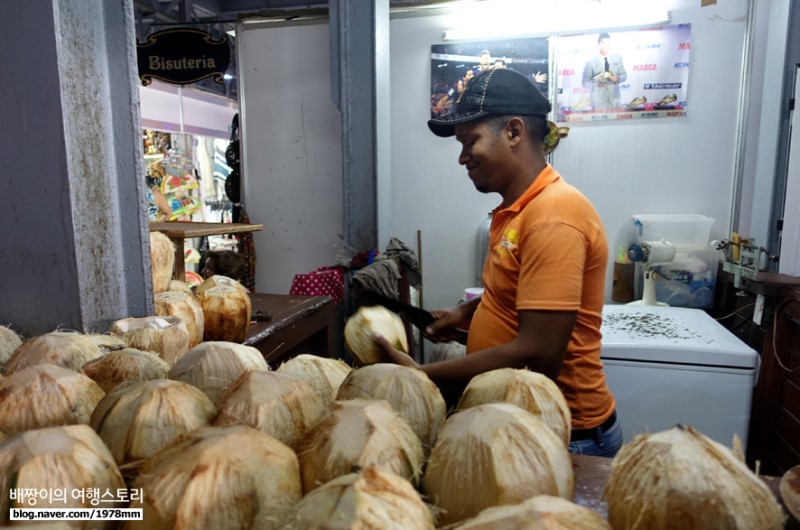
[424,306,472,345]
[373,333,418,368]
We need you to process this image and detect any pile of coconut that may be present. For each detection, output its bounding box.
[0,297,788,529]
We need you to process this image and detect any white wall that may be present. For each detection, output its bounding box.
[238,21,344,293]
[389,0,749,310]
[239,0,758,308]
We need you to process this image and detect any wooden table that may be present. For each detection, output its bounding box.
[149,221,264,280]
[572,454,788,524]
[244,293,336,365]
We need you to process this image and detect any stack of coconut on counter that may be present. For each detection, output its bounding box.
[0,233,788,529]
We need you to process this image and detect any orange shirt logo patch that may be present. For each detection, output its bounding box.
[496,228,519,257]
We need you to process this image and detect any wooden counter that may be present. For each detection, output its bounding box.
[244,293,335,366]
[572,454,787,523]
[148,221,264,280]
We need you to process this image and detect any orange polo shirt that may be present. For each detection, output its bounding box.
[467,165,614,429]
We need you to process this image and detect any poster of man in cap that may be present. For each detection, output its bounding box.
[430,37,549,119]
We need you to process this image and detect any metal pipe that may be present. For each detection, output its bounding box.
[178,86,185,134]
[730,0,757,235]
[145,19,240,26]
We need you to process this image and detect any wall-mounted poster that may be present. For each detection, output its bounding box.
[431,38,549,119]
[556,24,691,123]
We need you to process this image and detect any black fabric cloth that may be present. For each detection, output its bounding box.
[383,237,422,288]
[350,237,422,299]
[352,259,401,298]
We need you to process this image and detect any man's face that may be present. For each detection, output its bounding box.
[598,38,611,56]
[479,53,491,70]
[455,119,509,194]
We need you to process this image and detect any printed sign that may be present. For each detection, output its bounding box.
[556,24,691,122]
[137,28,230,86]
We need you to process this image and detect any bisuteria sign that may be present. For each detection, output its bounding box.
[137,28,230,86]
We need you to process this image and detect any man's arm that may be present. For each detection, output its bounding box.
[376,308,577,383]
[581,59,596,89]
[612,54,627,84]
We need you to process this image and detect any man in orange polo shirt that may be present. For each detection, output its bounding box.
[375,68,622,457]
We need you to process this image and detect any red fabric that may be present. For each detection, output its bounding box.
[289,266,344,305]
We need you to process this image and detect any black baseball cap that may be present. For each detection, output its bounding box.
[428,68,552,138]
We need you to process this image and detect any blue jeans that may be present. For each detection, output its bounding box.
[568,415,624,457]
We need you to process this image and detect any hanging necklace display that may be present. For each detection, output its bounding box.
[224,113,242,208]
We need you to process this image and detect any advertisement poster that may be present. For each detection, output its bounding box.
[431,38,549,119]
[556,24,691,123]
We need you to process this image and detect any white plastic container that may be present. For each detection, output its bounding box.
[652,248,721,308]
[632,214,715,249]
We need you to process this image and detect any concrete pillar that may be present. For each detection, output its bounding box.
[330,0,391,255]
[0,0,151,337]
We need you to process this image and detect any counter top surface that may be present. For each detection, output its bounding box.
[148,221,264,237]
[244,293,333,346]
[571,454,783,521]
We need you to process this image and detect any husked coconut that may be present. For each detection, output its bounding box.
[124,425,302,530]
[276,354,352,406]
[457,368,571,446]
[195,275,247,298]
[424,403,574,526]
[150,231,175,293]
[215,370,324,449]
[336,363,446,452]
[0,324,22,367]
[154,290,205,347]
[82,347,170,392]
[4,330,105,375]
[344,306,408,366]
[200,285,251,343]
[90,379,216,465]
[454,495,611,529]
[85,333,128,353]
[604,425,785,530]
[286,467,435,530]
[110,315,190,366]
[0,425,125,530]
[169,341,268,405]
[168,279,193,294]
[0,364,105,435]
[296,399,424,493]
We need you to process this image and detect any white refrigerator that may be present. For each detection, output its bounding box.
[600,305,759,448]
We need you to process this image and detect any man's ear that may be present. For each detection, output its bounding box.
[506,117,525,145]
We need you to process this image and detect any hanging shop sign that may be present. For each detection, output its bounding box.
[137,28,230,86]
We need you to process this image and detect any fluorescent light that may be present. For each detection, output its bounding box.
[442,1,670,41]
